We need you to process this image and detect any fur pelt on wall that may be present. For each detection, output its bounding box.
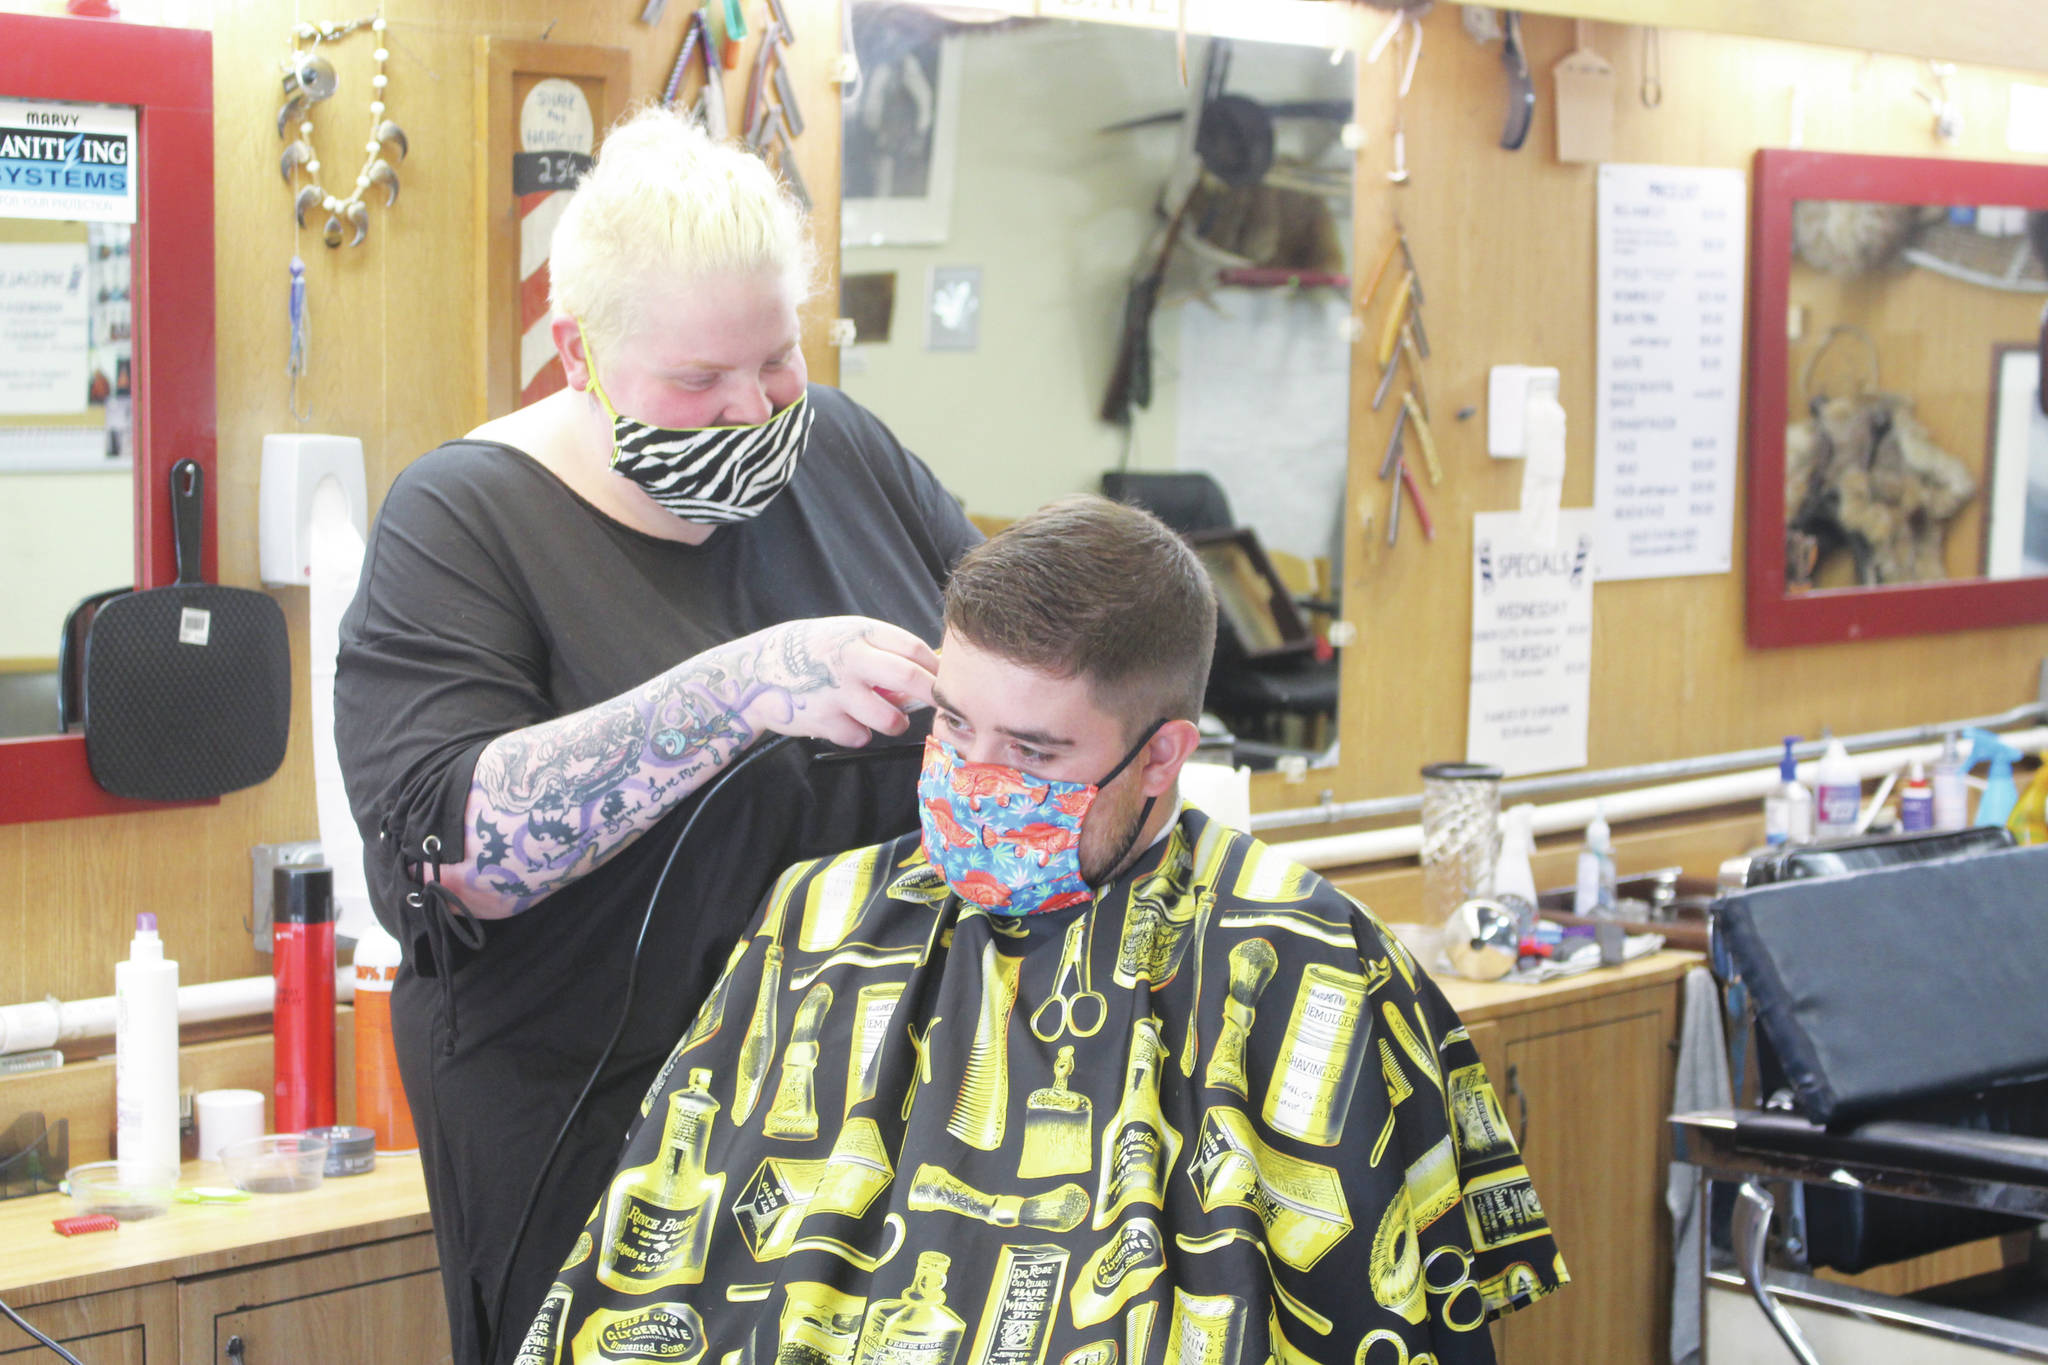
[1784,392,1977,588]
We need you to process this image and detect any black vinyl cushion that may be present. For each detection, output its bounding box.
[1717,845,2048,1127]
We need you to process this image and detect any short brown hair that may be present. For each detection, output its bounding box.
[944,495,1217,733]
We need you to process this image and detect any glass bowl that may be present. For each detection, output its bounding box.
[218,1133,328,1194]
[64,1160,179,1221]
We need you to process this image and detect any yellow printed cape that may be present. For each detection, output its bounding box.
[521,808,1566,1365]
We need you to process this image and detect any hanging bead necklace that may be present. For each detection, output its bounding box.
[278,14,409,248]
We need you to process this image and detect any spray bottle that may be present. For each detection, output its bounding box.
[1493,804,1540,938]
[115,913,181,1173]
[353,918,417,1153]
[1763,736,1814,846]
[1573,802,1617,919]
[1932,732,1969,830]
[2009,762,2048,845]
[1963,728,2022,830]
[1814,735,1862,839]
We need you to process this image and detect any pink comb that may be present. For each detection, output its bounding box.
[53,1214,119,1236]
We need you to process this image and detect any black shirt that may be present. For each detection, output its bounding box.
[334,384,979,1363]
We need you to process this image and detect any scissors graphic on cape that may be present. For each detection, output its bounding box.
[1029,915,1106,1041]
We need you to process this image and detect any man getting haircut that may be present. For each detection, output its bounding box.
[522,496,1566,1364]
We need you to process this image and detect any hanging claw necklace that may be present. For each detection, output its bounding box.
[278,14,409,248]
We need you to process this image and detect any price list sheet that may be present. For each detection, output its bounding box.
[1593,163,1748,580]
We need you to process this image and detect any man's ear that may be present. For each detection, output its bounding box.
[1138,719,1204,798]
[553,314,592,392]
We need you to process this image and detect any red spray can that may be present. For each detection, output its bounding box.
[273,865,337,1132]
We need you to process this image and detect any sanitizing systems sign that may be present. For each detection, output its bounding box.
[0,98,138,224]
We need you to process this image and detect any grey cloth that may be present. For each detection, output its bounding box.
[1667,966,1734,1365]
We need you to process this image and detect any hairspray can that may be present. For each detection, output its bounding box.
[273,865,337,1132]
[352,918,417,1152]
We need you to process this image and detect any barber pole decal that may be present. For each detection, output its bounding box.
[514,78,595,405]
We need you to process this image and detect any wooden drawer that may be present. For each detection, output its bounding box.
[175,1233,449,1365]
[0,1283,175,1365]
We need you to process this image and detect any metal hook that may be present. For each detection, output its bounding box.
[1498,12,1535,150]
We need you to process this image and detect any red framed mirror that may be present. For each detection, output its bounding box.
[1747,149,2048,647]
[0,14,216,822]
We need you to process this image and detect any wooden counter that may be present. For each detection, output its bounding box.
[0,1156,445,1364]
[1438,944,1703,1020]
[0,953,1699,1364]
[0,1155,431,1308]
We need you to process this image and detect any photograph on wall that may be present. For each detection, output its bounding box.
[842,5,964,247]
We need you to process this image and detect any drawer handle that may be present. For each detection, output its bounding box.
[1505,1063,1530,1149]
[225,1334,247,1364]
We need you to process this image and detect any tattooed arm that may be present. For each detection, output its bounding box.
[449,616,939,919]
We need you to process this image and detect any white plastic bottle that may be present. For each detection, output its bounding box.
[1932,732,1969,831]
[1898,760,1934,832]
[1573,803,1617,919]
[1493,804,1540,938]
[114,912,181,1174]
[1763,736,1815,846]
[1813,735,1861,840]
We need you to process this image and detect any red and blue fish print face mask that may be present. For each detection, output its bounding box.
[916,727,1159,916]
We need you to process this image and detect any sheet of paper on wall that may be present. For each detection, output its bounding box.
[1593,163,1746,580]
[1468,508,1594,777]
[1176,288,1350,565]
[0,98,137,224]
[2008,84,2048,156]
[0,243,91,417]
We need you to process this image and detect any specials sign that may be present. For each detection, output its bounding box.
[1467,509,1595,777]
[0,98,138,224]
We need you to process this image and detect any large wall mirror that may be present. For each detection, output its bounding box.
[838,0,1355,767]
[1747,149,2048,646]
[0,14,216,823]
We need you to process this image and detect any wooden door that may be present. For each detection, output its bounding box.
[0,1282,173,1364]
[178,1233,451,1365]
[1495,1009,1675,1365]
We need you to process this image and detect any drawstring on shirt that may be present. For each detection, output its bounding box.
[406,833,486,1052]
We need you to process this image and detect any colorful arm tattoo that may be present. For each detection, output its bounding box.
[454,625,848,915]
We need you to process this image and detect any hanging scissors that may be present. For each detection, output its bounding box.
[1029,915,1106,1041]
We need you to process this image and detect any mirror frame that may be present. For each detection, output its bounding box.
[1746,148,2048,648]
[0,14,216,823]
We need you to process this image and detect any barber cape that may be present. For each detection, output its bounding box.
[523,808,1566,1365]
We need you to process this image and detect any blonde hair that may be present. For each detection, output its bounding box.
[549,105,815,361]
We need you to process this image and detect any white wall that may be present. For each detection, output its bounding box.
[0,471,130,659]
[841,21,1353,538]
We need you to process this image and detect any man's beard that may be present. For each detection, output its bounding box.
[1079,772,1151,886]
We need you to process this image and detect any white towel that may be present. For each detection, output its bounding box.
[1667,966,1733,1365]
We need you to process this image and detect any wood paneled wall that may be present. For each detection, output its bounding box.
[1307,9,2048,819]
[6,1,2048,1006]
[4,0,842,1005]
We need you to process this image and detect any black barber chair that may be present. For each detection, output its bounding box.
[1100,472,1338,765]
[1676,835,2048,1362]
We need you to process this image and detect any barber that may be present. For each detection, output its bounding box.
[334,107,978,1365]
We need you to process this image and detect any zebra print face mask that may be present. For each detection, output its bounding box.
[581,329,814,525]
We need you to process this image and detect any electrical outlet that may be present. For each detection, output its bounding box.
[250,841,324,951]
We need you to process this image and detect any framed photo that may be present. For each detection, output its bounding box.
[1982,342,2048,579]
[841,9,964,248]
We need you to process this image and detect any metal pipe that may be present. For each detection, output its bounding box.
[1269,727,2048,873]
[1253,699,2046,833]
[0,968,356,1056]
